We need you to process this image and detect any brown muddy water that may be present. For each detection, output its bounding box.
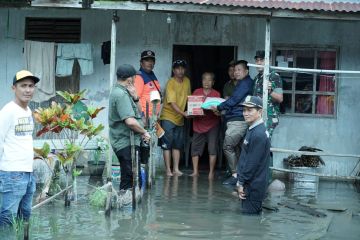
[2,173,360,240]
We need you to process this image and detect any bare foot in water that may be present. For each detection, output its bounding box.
[208,172,214,180]
[173,170,183,176]
[189,172,199,177]
[166,171,173,177]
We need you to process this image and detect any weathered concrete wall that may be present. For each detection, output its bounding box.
[0,8,359,175]
[270,18,360,175]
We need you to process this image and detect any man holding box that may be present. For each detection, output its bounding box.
[159,60,191,176]
[212,60,253,185]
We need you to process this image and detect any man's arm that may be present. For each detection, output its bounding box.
[166,80,188,117]
[0,110,10,160]
[170,102,188,117]
[269,73,283,103]
[127,82,143,113]
[124,117,150,141]
[269,91,283,103]
[217,79,252,111]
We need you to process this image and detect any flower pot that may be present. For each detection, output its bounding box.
[88,160,106,176]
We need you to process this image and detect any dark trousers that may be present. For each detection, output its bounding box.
[115,146,142,190]
[241,199,262,214]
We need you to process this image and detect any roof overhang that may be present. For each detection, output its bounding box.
[25,1,360,21]
[146,2,360,21]
[30,0,147,11]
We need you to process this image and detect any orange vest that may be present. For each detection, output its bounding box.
[134,75,161,116]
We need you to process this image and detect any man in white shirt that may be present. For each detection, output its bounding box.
[0,70,40,227]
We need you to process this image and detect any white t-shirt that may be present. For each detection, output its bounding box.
[0,101,34,172]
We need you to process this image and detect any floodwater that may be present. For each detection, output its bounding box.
[3,173,360,240]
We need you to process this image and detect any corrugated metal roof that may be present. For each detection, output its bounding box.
[141,0,360,13]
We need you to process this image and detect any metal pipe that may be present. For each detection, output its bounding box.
[271,147,360,158]
[248,63,360,75]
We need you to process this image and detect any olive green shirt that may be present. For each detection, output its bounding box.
[108,83,143,153]
[223,80,237,98]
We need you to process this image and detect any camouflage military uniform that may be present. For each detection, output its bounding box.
[253,71,283,138]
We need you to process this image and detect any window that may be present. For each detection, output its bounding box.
[274,46,337,117]
[25,17,81,139]
[25,17,81,43]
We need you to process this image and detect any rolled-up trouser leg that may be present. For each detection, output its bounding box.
[223,121,248,173]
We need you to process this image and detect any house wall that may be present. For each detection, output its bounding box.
[0,8,359,176]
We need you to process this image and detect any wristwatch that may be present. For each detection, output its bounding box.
[133,97,139,102]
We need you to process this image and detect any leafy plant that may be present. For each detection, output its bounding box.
[91,136,110,164]
[89,188,107,207]
[34,90,105,200]
[34,90,105,167]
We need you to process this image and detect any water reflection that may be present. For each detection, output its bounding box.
[28,175,360,240]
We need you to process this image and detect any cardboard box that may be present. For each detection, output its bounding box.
[187,95,205,116]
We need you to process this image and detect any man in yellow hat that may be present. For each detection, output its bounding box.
[0,70,40,227]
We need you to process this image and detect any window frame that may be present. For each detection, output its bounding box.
[273,44,339,118]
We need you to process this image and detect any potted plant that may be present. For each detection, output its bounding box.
[34,89,105,204]
[87,136,109,176]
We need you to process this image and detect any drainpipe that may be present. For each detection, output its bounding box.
[262,18,271,125]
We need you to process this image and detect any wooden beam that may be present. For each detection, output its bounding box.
[92,1,146,11]
[32,185,72,210]
[147,3,271,16]
[262,18,271,125]
[272,9,360,21]
[108,11,118,182]
[31,0,147,11]
[31,0,82,8]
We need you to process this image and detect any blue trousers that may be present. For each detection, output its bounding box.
[0,171,36,226]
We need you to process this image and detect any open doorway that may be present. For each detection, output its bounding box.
[172,45,237,172]
[173,45,237,93]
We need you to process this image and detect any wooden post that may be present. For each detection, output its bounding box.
[130,131,137,210]
[262,18,271,125]
[147,132,153,188]
[146,101,150,128]
[23,221,29,240]
[147,101,158,188]
[105,182,112,217]
[64,172,72,207]
[107,11,119,182]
